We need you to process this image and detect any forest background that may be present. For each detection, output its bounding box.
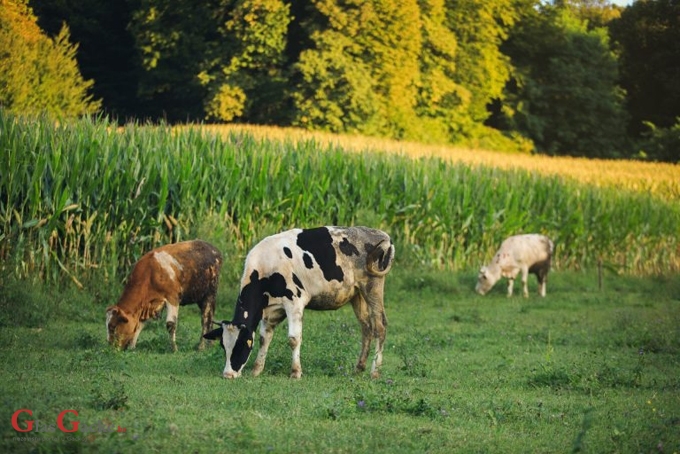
[1,0,679,163]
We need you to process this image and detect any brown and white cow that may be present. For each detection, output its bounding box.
[106,240,222,351]
[204,226,394,379]
[476,234,554,297]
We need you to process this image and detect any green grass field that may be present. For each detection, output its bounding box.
[2,267,678,453]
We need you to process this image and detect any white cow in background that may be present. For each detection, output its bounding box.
[476,234,554,297]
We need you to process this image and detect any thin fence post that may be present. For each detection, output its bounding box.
[598,258,602,291]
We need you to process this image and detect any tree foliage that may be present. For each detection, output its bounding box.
[0,0,100,117]
[292,0,424,139]
[204,0,291,124]
[128,0,222,121]
[445,0,518,125]
[15,0,680,161]
[28,0,140,119]
[609,0,680,136]
[498,3,628,157]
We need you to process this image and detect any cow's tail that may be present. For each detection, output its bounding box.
[366,240,395,277]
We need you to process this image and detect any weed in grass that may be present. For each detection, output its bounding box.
[90,376,129,411]
[394,340,429,378]
[571,408,594,453]
[74,332,100,350]
[354,384,444,419]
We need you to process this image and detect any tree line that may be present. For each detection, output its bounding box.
[2,0,679,162]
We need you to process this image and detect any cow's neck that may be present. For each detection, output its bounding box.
[231,294,267,331]
[116,288,164,322]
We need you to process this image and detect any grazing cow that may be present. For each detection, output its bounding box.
[106,240,222,351]
[204,226,394,379]
[476,234,554,297]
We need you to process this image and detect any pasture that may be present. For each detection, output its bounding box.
[1,268,679,453]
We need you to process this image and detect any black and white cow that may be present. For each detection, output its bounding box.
[475,233,554,297]
[204,226,394,379]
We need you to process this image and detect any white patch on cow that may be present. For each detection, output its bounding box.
[105,310,113,342]
[154,251,183,280]
[243,311,248,319]
[165,301,178,325]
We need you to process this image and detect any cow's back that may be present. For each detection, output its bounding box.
[497,234,552,267]
[241,226,391,308]
[165,240,223,305]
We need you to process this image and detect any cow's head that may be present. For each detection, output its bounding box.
[106,306,140,349]
[203,321,255,378]
[475,266,498,295]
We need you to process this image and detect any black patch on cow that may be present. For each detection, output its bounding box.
[235,271,294,328]
[232,270,266,327]
[296,228,344,282]
[292,273,304,291]
[203,326,224,345]
[529,258,551,284]
[339,238,360,257]
[266,272,294,300]
[230,327,255,372]
[283,247,293,259]
[302,252,314,269]
[379,242,393,271]
[227,270,295,373]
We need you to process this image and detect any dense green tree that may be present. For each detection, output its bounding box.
[128,0,292,123]
[445,0,518,126]
[129,0,223,121]
[292,0,423,140]
[415,0,469,143]
[29,0,140,120]
[552,0,623,28]
[0,0,100,117]
[201,0,291,124]
[499,4,628,157]
[609,0,680,136]
[638,118,680,163]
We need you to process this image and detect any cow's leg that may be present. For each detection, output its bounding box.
[538,276,546,297]
[284,302,305,379]
[129,323,144,349]
[362,279,388,379]
[197,293,216,350]
[351,293,372,373]
[507,278,514,297]
[536,268,549,297]
[252,308,286,377]
[165,302,179,352]
[521,266,530,297]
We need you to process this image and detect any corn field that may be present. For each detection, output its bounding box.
[1,112,679,285]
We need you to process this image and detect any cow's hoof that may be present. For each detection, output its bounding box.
[223,372,239,379]
[290,370,302,379]
[370,371,381,379]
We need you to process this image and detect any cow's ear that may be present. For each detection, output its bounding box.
[107,306,129,323]
[203,327,223,340]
